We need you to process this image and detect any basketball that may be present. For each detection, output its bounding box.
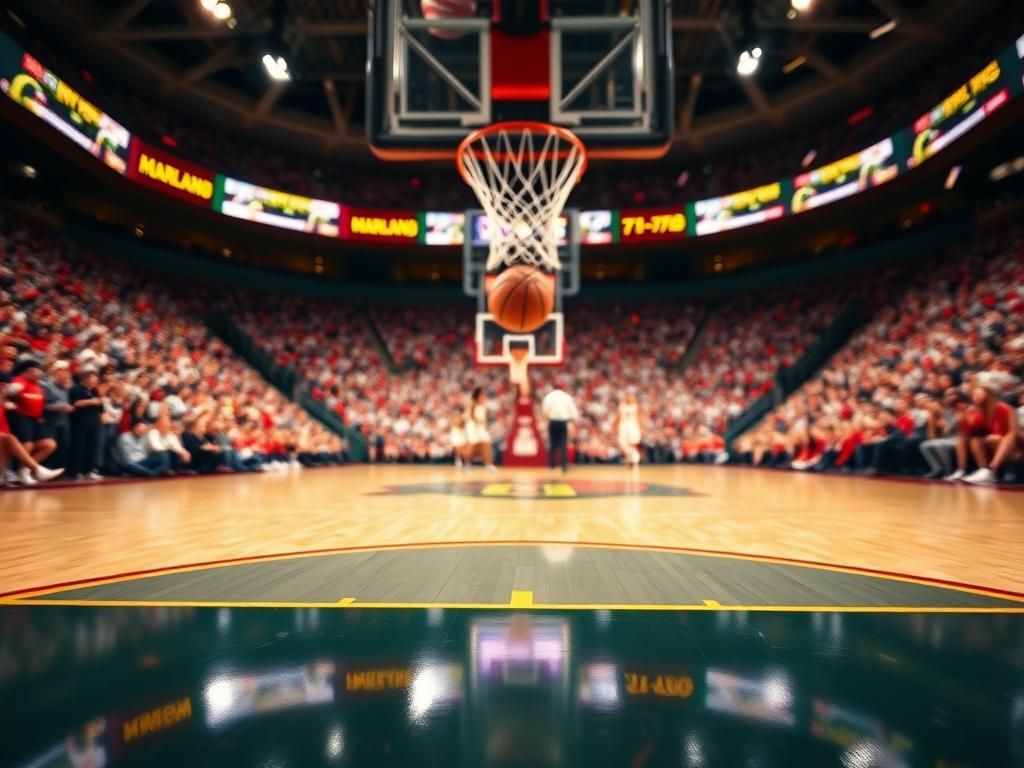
[420,0,476,39]
[488,264,554,333]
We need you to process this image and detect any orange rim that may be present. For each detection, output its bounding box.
[455,121,589,184]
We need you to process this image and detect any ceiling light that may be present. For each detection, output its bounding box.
[201,0,218,9]
[791,0,812,11]
[212,2,232,20]
[737,47,762,77]
[262,53,291,81]
[20,163,36,178]
[869,19,897,39]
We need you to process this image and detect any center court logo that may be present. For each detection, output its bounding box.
[370,479,699,499]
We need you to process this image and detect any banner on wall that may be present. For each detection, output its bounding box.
[216,177,341,236]
[691,182,788,237]
[792,137,900,213]
[0,36,131,175]
[907,58,1011,168]
[128,141,215,206]
[342,205,419,242]
[618,206,686,243]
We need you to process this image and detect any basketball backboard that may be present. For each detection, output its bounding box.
[367,0,674,160]
[464,208,577,366]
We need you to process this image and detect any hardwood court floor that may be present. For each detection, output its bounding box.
[2,465,1022,598]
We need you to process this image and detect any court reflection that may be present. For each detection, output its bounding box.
[2,606,1022,767]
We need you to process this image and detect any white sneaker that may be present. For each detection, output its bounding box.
[87,471,103,481]
[944,469,965,482]
[714,452,730,466]
[34,466,65,482]
[963,467,996,485]
[18,467,37,485]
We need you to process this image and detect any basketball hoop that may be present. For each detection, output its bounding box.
[456,121,588,272]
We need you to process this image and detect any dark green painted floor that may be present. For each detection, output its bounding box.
[2,606,1023,768]
[27,545,1021,608]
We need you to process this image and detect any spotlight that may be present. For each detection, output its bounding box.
[791,0,812,11]
[737,46,762,76]
[869,19,897,39]
[20,163,36,178]
[262,53,291,81]
[212,2,232,20]
[201,0,218,9]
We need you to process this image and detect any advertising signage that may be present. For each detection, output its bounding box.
[215,176,341,236]
[2,28,1023,247]
[907,58,1011,168]
[690,182,789,237]
[792,137,900,213]
[128,140,215,206]
[342,205,420,243]
[0,36,131,175]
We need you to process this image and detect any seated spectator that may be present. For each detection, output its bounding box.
[117,421,171,477]
[149,413,192,473]
[951,373,1021,484]
[919,390,967,478]
[7,358,57,482]
[181,416,225,474]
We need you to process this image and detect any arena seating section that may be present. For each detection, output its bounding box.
[2,215,1022,484]
[735,229,1024,478]
[0,218,347,483]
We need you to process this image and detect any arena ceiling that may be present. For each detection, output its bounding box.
[1,0,1008,161]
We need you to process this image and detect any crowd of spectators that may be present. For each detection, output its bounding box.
[0,220,347,486]
[3,211,1021,486]
[733,229,1024,484]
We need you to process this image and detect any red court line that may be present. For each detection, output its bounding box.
[3,539,1023,602]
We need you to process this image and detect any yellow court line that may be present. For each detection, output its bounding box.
[703,599,721,607]
[337,597,356,605]
[6,539,1023,604]
[3,596,1023,613]
[509,590,534,607]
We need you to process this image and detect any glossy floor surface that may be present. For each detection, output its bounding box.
[3,606,1023,768]
[2,465,1023,601]
[3,466,1024,766]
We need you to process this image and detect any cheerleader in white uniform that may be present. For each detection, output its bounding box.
[465,387,496,471]
[615,391,643,467]
[450,410,468,468]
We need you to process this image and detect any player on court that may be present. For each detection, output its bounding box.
[449,409,468,468]
[615,391,643,467]
[465,387,496,472]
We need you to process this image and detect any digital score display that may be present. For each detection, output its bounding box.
[691,182,788,236]
[792,137,900,213]
[0,37,131,175]
[619,207,686,243]
[907,59,1010,168]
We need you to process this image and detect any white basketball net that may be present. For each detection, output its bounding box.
[458,123,586,271]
